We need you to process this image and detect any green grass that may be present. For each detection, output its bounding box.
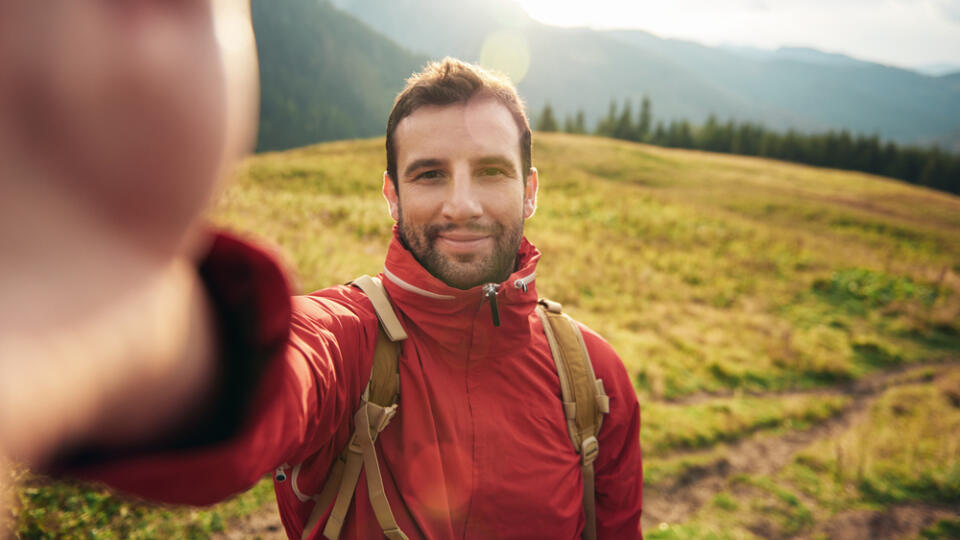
[643,450,729,489]
[8,134,960,537]
[915,516,960,540]
[216,135,959,402]
[10,471,275,540]
[642,393,849,454]
[734,475,815,536]
[645,522,752,540]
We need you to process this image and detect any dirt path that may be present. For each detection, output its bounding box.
[641,362,959,536]
[213,500,286,540]
[800,503,960,540]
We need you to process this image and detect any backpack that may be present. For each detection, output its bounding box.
[300,275,610,540]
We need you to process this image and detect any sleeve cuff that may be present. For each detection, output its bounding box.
[192,230,293,446]
[57,229,293,466]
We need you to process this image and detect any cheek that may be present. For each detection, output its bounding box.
[398,186,442,224]
[485,183,526,220]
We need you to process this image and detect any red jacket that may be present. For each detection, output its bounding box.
[86,231,643,539]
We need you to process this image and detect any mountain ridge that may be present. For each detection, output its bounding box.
[328,0,960,150]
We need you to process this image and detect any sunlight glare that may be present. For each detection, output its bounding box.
[479,29,531,84]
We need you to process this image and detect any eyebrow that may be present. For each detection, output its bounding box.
[473,155,518,176]
[402,155,519,178]
[403,158,445,178]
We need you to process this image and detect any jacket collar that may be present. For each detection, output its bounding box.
[378,226,541,355]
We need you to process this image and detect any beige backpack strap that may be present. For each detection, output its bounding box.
[301,277,409,540]
[353,275,408,342]
[536,299,610,540]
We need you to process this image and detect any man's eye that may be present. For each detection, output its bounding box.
[417,170,443,180]
[480,167,505,176]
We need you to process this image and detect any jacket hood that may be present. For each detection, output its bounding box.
[378,225,541,356]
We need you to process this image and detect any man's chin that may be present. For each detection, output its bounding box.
[434,259,487,290]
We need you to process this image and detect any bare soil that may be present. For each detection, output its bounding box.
[641,362,960,538]
[213,499,286,540]
[802,503,960,540]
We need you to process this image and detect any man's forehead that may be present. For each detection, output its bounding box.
[394,97,521,163]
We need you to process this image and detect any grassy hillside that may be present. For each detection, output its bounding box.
[8,134,960,538]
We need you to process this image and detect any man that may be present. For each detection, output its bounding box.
[0,2,642,538]
[80,57,643,540]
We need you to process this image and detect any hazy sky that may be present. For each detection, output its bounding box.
[514,0,960,71]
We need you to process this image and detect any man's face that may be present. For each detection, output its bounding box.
[384,97,538,290]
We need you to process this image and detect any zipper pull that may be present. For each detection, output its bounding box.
[482,283,501,327]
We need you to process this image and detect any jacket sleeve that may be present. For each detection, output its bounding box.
[69,232,376,506]
[579,324,644,539]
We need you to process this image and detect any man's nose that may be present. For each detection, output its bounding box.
[441,170,483,222]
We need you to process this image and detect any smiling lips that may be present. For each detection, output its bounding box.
[435,231,492,254]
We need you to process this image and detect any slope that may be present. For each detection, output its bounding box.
[9,134,960,538]
[251,0,424,151]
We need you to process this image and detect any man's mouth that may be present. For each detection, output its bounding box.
[434,231,492,254]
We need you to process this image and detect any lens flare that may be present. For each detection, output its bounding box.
[479,29,531,84]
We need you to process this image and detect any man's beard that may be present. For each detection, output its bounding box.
[397,211,524,290]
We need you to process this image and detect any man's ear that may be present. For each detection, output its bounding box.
[382,171,400,221]
[523,167,539,219]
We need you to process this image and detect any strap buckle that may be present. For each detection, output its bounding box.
[347,402,398,453]
[580,435,599,466]
[374,403,399,435]
[347,431,362,454]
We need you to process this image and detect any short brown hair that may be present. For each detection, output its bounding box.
[385,57,532,188]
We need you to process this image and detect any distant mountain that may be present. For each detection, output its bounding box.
[328,0,531,62]
[328,0,960,151]
[916,63,960,76]
[328,0,804,130]
[941,72,960,92]
[251,0,424,152]
[721,45,865,68]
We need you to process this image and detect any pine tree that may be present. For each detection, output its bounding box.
[613,99,634,141]
[596,100,618,137]
[537,102,558,132]
[700,115,720,151]
[574,110,586,134]
[637,96,652,142]
[651,121,667,145]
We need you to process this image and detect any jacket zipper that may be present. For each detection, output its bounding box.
[482,272,534,327]
[482,283,500,327]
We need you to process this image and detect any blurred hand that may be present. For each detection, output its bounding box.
[0,0,258,463]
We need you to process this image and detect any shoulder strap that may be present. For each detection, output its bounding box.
[353,275,408,343]
[352,275,404,406]
[536,299,610,540]
[302,275,410,540]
